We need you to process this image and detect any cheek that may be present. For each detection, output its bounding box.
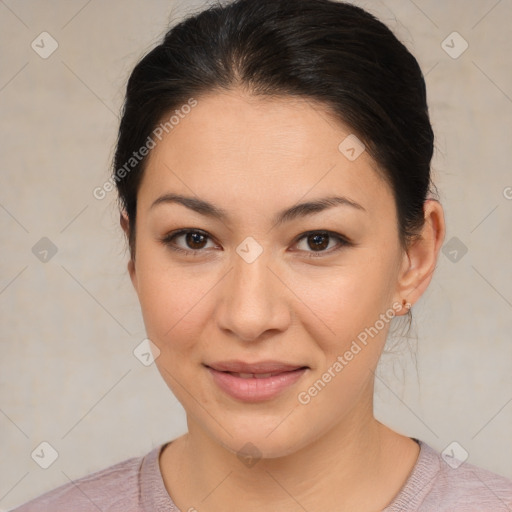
[137,273,207,347]
[134,228,400,356]
[294,251,399,352]
[133,245,202,347]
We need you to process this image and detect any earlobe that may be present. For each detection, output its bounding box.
[395,199,446,313]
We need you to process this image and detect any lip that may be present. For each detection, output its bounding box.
[205,360,309,402]
[206,360,307,374]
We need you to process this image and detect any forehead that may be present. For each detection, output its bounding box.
[139,90,393,219]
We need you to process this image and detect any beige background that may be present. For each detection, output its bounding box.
[1,0,511,508]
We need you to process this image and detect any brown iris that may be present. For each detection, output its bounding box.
[307,232,329,251]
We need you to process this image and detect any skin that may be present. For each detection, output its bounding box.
[122,89,445,512]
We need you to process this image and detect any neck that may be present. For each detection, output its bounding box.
[160,400,419,511]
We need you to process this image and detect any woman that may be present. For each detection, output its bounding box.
[13,0,512,510]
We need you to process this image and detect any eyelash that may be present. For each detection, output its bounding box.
[160,229,352,259]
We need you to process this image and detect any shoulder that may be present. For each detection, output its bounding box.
[10,445,163,512]
[387,440,512,511]
[426,445,512,510]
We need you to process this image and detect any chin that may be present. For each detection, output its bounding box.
[207,414,319,462]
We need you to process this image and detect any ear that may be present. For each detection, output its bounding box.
[394,199,445,315]
[120,211,138,293]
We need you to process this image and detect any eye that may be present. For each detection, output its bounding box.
[160,228,352,258]
[293,230,351,257]
[161,229,217,255]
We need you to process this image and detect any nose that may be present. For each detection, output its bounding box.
[215,249,292,343]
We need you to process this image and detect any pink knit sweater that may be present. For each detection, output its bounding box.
[11,439,512,511]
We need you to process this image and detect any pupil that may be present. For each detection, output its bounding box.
[309,233,328,251]
[187,232,206,249]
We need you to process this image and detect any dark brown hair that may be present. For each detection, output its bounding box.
[113,0,435,260]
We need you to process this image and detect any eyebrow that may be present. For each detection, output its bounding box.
[150,193,366,226]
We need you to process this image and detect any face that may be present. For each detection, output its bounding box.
[128,89,409,458]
